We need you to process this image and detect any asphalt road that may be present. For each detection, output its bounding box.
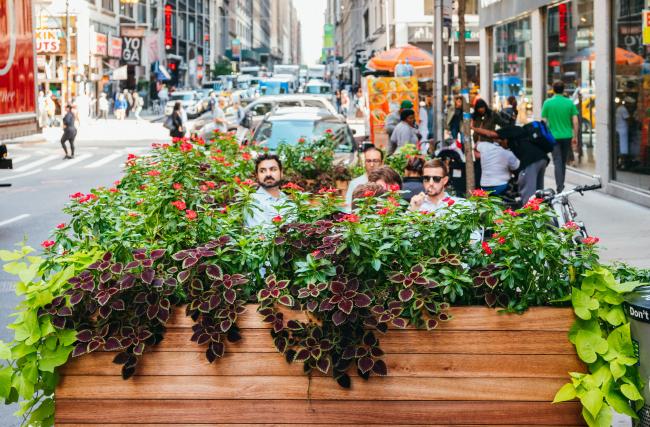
[0,117,170,426]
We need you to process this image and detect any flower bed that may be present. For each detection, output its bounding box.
[0,133,647,427]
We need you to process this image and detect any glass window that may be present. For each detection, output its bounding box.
[137,0,146,23]
[102,0,113,12]
[612,0,650,191]
[547,0,596,174]
[252,102,272,116]
[493,17,533,120]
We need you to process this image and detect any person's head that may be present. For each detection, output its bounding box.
[425,95,432,106]
[454,95,464,109]
[173,101,182,112]
[363,145,384,174]
[254,153,283,189]
[400,108,415,126]
[552,80,565,95]
[218,97,227,108]
[351,183,386,210]
[100,92,106,98]
[368,166,402,190]
[66,104,74,111]
[507,95,517,108]
[404,156,425,177]
[399,100,414,112]
[422,159,449,198]
[472,98,489,118]
[356,88,362,96]
[39,90,44,97]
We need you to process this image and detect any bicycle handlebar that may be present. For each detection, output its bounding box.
[574,183,602,193]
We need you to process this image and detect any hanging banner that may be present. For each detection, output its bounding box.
[643,10,650,45]
[121,36,141,65]
[108,35,122,58]
[93,32,108,56]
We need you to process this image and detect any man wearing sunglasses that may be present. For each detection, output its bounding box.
[409,159,461,212]
[345,145,384,211]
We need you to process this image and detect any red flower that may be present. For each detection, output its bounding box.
[377,207,390,215]
[233,177,241,184]
[339,213,360,223]
[41,240,55,249]
[311,250,321,257]
[263,147,269,152]
[219,207,228,214]
[387,196,400,207]
[56,223,66,229]
[128,212,139,218]
[173,183,183,190]
[282,182,304,191]
[70,192,83,199]
[241,179,255,186]
[179,142,193,152]
[242,152,252,161]
[151,143,161,148]
[504,208,519,217]
[127,153,137,160]
[298,137,306,144]
[362,190,376,197]
[136,199,144,205]
[472,189,488,197]
[564,221,580,230]
[443,197,455,207]
[272,215,283,223]
[582,236,600,245]
[492,234,506,245]
[162,143,170,149]
[199,184,209,192]
[140,184,148,190]
[185,209,197,220]
[147,170,161,177]
[171,200,187,210]
[318,187,337,194]
[481,241,493,255]
[114,180,121,186]
[79,194,98,203]
[204,181,216,189]
[325,129,332,134]
[304,156,314,162]
[109,187,118,193]
[389,184,400,192]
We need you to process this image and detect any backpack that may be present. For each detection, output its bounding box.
[523,121,556,153]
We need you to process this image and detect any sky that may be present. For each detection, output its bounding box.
[293,0,326,65]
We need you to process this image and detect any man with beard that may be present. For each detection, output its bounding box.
[408,159,462,212]
[244,154,293,228]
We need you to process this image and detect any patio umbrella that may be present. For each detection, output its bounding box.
[366,44,433,73]
[567,47,644,65]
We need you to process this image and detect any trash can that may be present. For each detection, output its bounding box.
[625,286,650,426]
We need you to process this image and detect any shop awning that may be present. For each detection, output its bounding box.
[366,44,433,73]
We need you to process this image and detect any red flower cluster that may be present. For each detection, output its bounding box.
[389,184,400,192]
[171,200,186,210]
[471,189,488,197]
[140,184,147,190]
[147,170,161,177]
[185,209,197,220]
[362,190,376,197]
[126,153,137,161]
[582,236,600,245]
[564,221,580,230]
[71,193,98,204]
[56,223,66,229]
[492,234,506,245]
[199,184,209,192]
[442,197,455,207]
[504,208,519,217]
[128,212,139,218]
[523,197,544,211]
[109,187,119,193]
[304,156,314,162]
[41,240,55,249]
[242,152,252,161]
[241,179,255,186]
[339,213,360,223]
[179,142,193,152]
[298,137,306,144]
[282,182,304,191]
[114,180,121,186]
[324,129,332,134]
[481,241,493,255]
[377,207,390,215]
[204,181,216,189]
[173,183,183,190]
[318,187,337,194]
[272,215,283,223]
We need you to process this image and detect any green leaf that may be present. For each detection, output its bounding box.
[572,287,599,320]
[17,262,39,284]
[0,341,11,360]
[568,318,601,345]
[620,383,643,401]
[0,365,13,399]
[582,405,612,427]
[0,249,24,261]
[371,259,381,271]
[580,388,604,419]
[3,261,27,275]
[21,357,38,383]
[575,330,608,364]
[606,280,642,294]
[12,372,34,400]
[28,397,54,424]
[604,379,638,419]
[39,345,73,373]
[10,342,36,360]
[604,306,626,326]
[553,382,576,403]
[609,361,626,380]
[57,329,78,346]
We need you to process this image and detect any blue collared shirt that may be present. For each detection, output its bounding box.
[244,187,293,229]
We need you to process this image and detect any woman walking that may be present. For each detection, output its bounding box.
[61,104,77,159]
[169,102,185,138]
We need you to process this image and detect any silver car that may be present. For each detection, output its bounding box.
[164,91,204,118]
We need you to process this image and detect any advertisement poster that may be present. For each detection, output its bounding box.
[0,0,37,117]
[366,76,418,148]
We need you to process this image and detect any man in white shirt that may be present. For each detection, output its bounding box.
[616,98,633,157]
[212,97,228,134]
[474,140,520,195]
[389,109,419,156]
[345,145,384,211]
[409,159,463,213]
[244,154,293,229]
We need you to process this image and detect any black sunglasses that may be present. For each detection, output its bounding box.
[422,175,444,183]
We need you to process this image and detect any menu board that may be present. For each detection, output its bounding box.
[366,76,418,148]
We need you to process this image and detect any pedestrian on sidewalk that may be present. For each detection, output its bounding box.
[385,100,414,138]
[446,95,464,142]
[473,131,520,196]
[45,91,56,127]
[212,97,228,134]
[114,94,127,120]
[60,104,77,160]
[340,90,350,117]
[132,93,144,121]
[98,93,109,120]
[37,91,48,128]
[541,81,579,192]
[169,102,185,138]
[389,109,419,156]
[124,90,134,118]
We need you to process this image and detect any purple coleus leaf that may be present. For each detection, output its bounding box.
[387,272,406,283]
[354,293,372,308]
[278,295,294,307]
[182,257,199,269]
[177,270,191,283]
[57,306,73,317]
[392,317,408,328]
[485,276,498,289]
[133,342,145,356]
[69,292,83,306]
[293,349,311,363]
[76,329,93,342]
[206,264,223,281]
[71,342,88,357]
[372,359,388,376]
[398,288,414,302]
[358,356,374,374]
[305,301,318,312]
[150,249,166,260]
[98,305,112,319]
[104,337,123,351]
[332,310,347,326]
[426,319,438,330]
[338,299,353,315]
[223,289,236,305]
[141,269,155,285]
[316,357,331,374]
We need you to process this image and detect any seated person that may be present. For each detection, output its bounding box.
[345,145,384,211]
[244,154,294,228]
[473,131,520,195]
[408,159,462,212]
[368,165,402,191]
[389,108,419,156]
[402,156,425,202]
[350,182,387,210]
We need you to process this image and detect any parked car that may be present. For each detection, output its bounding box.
[247,107,355,162]
[164,91,204,118]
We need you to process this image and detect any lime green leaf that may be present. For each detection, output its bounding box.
[0,249,24,261]
[0,341,11,360]
[606,280,643,294]
[604,379,638,419]
[0,365,13,399]
[29,397,54,424]
[10,342,36,360]
[580,388,604,419]
[21,357,38,383]
[572,287,599,320]
[604,306,626,326]
[569,318,601,345]
[606,323,635,361]
[17,262,39,284]
[602,291,624,305]
[57,329,78,346]
[3,261,27,275]
[40,317,56,337]
[12,372,34,399]
[590,363,612,387]
[582,405,612,427]
[609,361,626,380]
[553,382,577,403]
[620,383,643,401]
[575,330,608,363]
[39,345,73,373]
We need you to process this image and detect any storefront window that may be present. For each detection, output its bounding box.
[613,0,650,192]
[547,0,596,174]
[493,17,533,121]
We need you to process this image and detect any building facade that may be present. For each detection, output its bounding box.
[479,0,650,207]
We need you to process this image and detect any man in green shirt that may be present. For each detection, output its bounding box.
[541,81,579,192]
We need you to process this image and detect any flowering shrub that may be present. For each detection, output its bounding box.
[384,144,421,174]
[276,134,338,181]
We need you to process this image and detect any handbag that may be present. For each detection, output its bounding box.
[163,115,174,130]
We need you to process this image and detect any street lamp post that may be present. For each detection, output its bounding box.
[433,0,444,143]
[65,0,71,107]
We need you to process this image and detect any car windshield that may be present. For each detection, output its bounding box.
[255,120,349,150]
[260,82,287,95]
[170,93,194,101]
[305,85,330,95]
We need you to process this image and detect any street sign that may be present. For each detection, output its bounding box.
[121,36,142,65]
[231,38,241,60]
[644,10,650,45]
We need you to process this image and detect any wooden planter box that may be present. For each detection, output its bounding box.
[56,305,585,426]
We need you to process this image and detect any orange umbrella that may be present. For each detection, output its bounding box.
[366,44,433,72]
[614,47,644,65]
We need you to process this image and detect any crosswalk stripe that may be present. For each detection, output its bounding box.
[49,153,93,170]
[84,152,124,169]
[0,214,31,227]
[6,168,43,180]
[10,155,32,163]
[14,155,60,172]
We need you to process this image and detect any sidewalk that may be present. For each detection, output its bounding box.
[558,176,650,268]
